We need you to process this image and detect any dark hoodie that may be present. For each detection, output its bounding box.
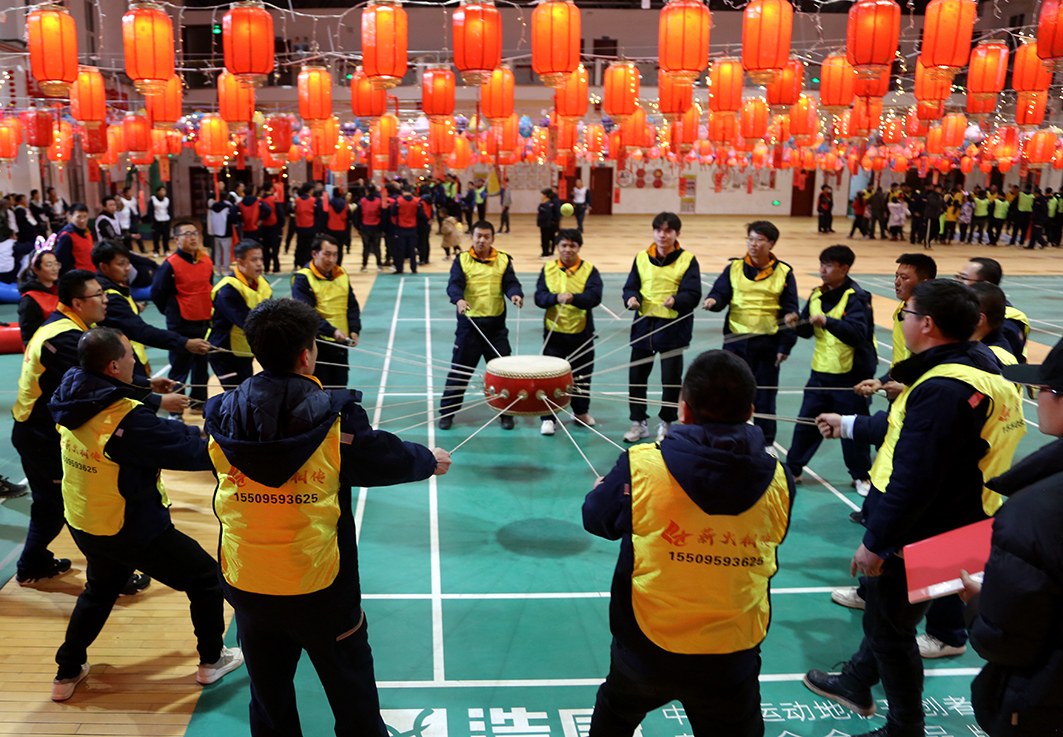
[583,422,794,677]
[205,372,437,604]
[95,272,188,376]
[49,367,210,546]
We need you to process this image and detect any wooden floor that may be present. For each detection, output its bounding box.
[1,212,1060,736]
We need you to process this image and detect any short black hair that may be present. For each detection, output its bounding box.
[244,298,319,373]
[172,216,199,234]
[91,239,131,267]
[820,245,855,267]
[234,239,263,260]
[311,233,340,253]
[681,350,756,424]
[968,282,1006,332]
[101,195,116,208]
[652,212,682,232]
[968,257,1003,285]
[897,253,937,280]
[70,203,89,214]
[911,279,980,342]
[78,327,127,374]
[555,228,582,247]
[471,220,495,236]
[58,269,98,307]
[747,220,780,243]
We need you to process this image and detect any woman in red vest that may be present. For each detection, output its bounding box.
[18,248,60,345]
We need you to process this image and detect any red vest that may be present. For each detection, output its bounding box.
[327,203,348,231]
[167,251,215,321]
[26,289,59,319]
[396,196,421,228]
[261,195,278,227]
[294,196,316,228]
[69,229,95,271]
[239,201,260,233]
[360,197,382,227]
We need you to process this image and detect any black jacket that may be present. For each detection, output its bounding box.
[622,246,702,352]
[17,276,56,345]
[705,256,798,355]
[96,272,188,375]
[791,276,876,380]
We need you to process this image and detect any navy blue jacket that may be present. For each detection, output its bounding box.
[446,251,523,338]
[96,273,187,377]
[150,249,214,336]
[706,256,800,355]
[291,270,362,338]
[208,275,261,351]
[791,276,876,380]
[534,260,603,338]
[54,224,91,275]
[622,247,702,352]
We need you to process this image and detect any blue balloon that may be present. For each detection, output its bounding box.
[518,115,534,138]
[601,115,615,133]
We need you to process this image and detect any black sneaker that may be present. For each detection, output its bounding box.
[849,510,863,524]
[0,475,27,499]
[438,415,454,430]
[500,415,515,430]
[802,667,876,716]
[16,557,73,584]
[120,572,151,596]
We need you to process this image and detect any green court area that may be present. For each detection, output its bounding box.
[3,272,1062,737]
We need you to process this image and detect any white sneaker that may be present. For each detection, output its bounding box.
[51,663,90,702]
[855,479,871,497]
[764,445,778,458]
[623,421,649,443]
[656,421,671,442]
[830,586,866,610]
[197,646,245,685]
[917,633,967,659]
[540,420,556,436]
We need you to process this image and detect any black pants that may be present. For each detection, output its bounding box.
[168,320,210,407]
[541,331,593,420]
[628,347,683,424]
[284,216,297,251]
[786,372,871,480]
[849,215,866,238]
[209,351,254,391]
[818,211,833,232]
[575,204,587,232]
[943,221,957,243]
[909,216,926,244]
[926,216,942,245]
[315,339,349,389]
[969,216,988,243]
[440,319,511,417]
[294,228,315,269]
[261,225,282,272]
[1028,220,1048,248]
[476,202,486,223]
[500,207,511,233]
[13,421,64,578]
[56,524,225,678]
[925,594,968,648]
[725,335,782,444]
[360,227,382,269]
[152,221,171,254]
[463,208,474,233]
[394,228,418,273]
[988,217,1006,244]
[1011,212,1031,245]
[539,227,555,257]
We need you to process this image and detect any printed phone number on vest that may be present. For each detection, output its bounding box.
[667,551,765,567]
[231,491,320,505]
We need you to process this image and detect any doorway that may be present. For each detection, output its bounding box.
[589,167,613,215]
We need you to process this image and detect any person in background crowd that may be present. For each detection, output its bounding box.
[887,195,910,242]
[207,186,238,274]
[391,186,423,275]
[0,220,32,284]
[969,187,990,244]
[30,189,51,235]
[54,204,95,275]
[94,197,121,244]
[849,191,867,239]
[116,187,142,254]
[12,193,45,245]
[18,248,60,345]
[149,186,172,256]
[325,187,350,263]
[237,185,270,249]
[988,186,1009,246]
[291,182,319,269]
[537,189,559,259]
[817,184,834,234]
[259,181,283,273]
[498,181,512,234]
[356,184,384,273]
[46,187,69,234]
[572,178,590,233]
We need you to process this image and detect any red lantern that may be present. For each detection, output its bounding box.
[299,66,333,124]
[708,111,738,145]
[790,95,818,137]
[487,114,520,156]
[941,112,967,148]
[429,118,456,156]
[151,128,170,157]
[555,64,589,121]
[21,109,54,150]
[197,114,230,164]
[329,140,353,173]
[1017,91,1048,128]
[769,113,790,143]
[556,119,578,151]
[47,122,74,167]
[264,115,294,161]
[851,97,882,135]
[26,5,79,98]
[351,69,387,118]
[967,39,1009,102]
[765,58,803,111]
[854,66,891,100]
[407,142,429,169]
[123,114,151,155]
[926,125,945,154]
[362,0,408,90]
[966,93,997,116]
[670,104,701,151]
[146,75,183,128]
[123,1,175,95]
[818,54,855,113]
[453,0,503,86]
[709,58,744,114]
[223,1,274,88]
[1014,41,1053,93]
[447,135,473,169]
[740,98,770,139]
[1038,0,1063,73]
[166,129,183,156]
[421,67,456,120]
[481,67,515,122]
[742,0,793,85]
[658,73,693,119]
[586,123,606,153]
[104,125,125,167]
[312,116,341,163]
[920,0,977,81]
[1025,128,1059,167]
[659,0,711,83]
[219,71,255,130]
[0,119,20,162]
[847,0,901,79]
[70,67,107,129]
[905,107,930,136]
[604,61,641,121]
[532,0,581,88]
[620,108,650,149]
[914,59,950,102]
[916,100,944,121]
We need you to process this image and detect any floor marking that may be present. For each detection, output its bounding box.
[425,277,446,683]
[773,440,862,513]
[151,363,172,378]
[362,587,842,601]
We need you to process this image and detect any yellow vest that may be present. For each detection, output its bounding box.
[727,258,790,335]
[636,249,694,320]
[810,287,855,374]
[543,259,593,335]
[868,361,1026,516]
[1003,305,1030,361]
[209,419,344,595]
[13,308,88,423]
[60,397,170,536]
[628,443,791,654]
[988,343,1018,367]
[460,250,511,318]
[105,288,150,368]
[211,274,273,355]
[295,265,351,337]
[891,301,911,367]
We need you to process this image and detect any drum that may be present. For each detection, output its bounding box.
[483,355,574,416]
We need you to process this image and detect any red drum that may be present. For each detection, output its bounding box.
[483,355,574,416]
[0,324,22,354]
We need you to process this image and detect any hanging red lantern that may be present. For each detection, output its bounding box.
[905,107,929,136]
[362,0,408,90]
[103,125,124,167]
[264,115,294,161]
[1014,41,1053,93]
[765,58,803,109]
[833,110,853,139]
[916,100,945,121]
[742,0,793,85]
[166,128,183,156]
[854,66,891,100]
[0,119,20,162]
[620,108,650,149]
[740,98,770,139]
[966,93,997,116]
[586,123,606,153]
[1017,91,1048,128]
[532,0,581,88]
[555,64,589,120]
[151,128,170,157]
[26,5,79,98]
[818,54,856,113]
[709,57,744,114]
[851,97,882,136]
[604,61,641,122]
[453,0,503,86]
[481,66,515,121]
[789,95,818,137]
[967,39,1009,102]
[487,114,520,156]
[941,112,966,148]
[21,109,54,150]
[146,75,183,128]
[219,71,255,130]
[194,117,225,164]
[658,73,693,119]
[298,65,333,124]
[79,123,108,158]
[1038,0,1063,73]
[847,0,900,79]
[769,113,790,142]
[329,140,353,173]
[926,125,945,154]
[429,118,456,156]
[378,113,399,143]
[123,1,175,95]
[670,104,701,151]
[708,111,737,145]
[556,119,578,151]
[1025,128,1059,167]
[351,69,387,118]
[312,116,341,163]
[920,0,977,82]
[407,142,429,169]
[958,155,974,174]
[223,1,274,88]
[70,67,107,129]
[914,59,950,102]
[658,0,711,82]
[447,135,473,169]
[123,113,151,155]
[47,122,74,167]
[880,117,903,144]
[421,67,456,120]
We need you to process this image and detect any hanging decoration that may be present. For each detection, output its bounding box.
[818,53,856,113]
[421,67,456,121]
[362,0,408,90]
[531,0,581,88]
[146,75,183,128]
[603,61,641,122]
[26,4,79,97]
[658,0,711,83]
[658,73,693,120]
[554,65,589,121]
[919,0,977,81]
[708,57,743,114]
[846,0,900,80]
[218,71,255,130]
[123,1,176,95]
[223,1,275,88]
[298,65,333,126]
[70,67,107,129]
[351,69,387,118]
[742,0,793,85]
[765,58,803,110]
[452,0,502,86]
[481,67,515,122]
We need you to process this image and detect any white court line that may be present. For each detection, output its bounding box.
[151,363,172,378]
[424,277,446,683]
[363,587,836,601]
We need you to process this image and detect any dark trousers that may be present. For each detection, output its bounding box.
[988,217,1006,244]
[168,321,211,406]
[846,557,931,737]
[590,643,763,737]
[969,216,988,243]
[1011,212,1031,245]
[315,340,349,389]
[284,216,296,251]
[943,221,957,243]
[628,347,683,424]
[394,228,418,273]
[417,223,431,264]
[539,227,555,257]
[909,215,926,244]
[56,524,224,678]
[294,228,316,269]
[463,208,474,232]
[725,335,782,444]
[13,422,64,577]
[849,215,866,238]
[152,221,171,254]
[1048,218,1062,246]
[818,211,833,232]
[209,351,254,391]
[541,331,593,420]
[926,216,942,245]
[360,227,382,269]
[500,207,511,233]
[575,204,587,232]
[476,202,486,223]
[261,225,282,272]
[925,594,968,648]
[786,372,871,480]
[1028,220,1048,248]
[440,319,511,417]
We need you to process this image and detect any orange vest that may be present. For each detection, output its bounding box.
[239,201,260,233]
[261,195,278,227]
[396,196,421,228]
[326,203,348,231]
[167,251,214,321]
[26,289,59,320]
[294,196,316,228]
[360,197,382,226]
[69,229,95,271]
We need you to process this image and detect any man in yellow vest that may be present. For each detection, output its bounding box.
[208,240,273,390]
[205,298,451,737]
[804,280,1025,737]
[534,229,602,435]
[954,256,1030,363]
[439,220,523,430]
[703,220,797,453]
[291,234,361,389]
[583,349,794,737]
[47,328,243,702]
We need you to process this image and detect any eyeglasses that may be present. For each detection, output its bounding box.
[954,274,983,284]
[898,308,925,321]
[175,230,200,238]
[80,291,106,300]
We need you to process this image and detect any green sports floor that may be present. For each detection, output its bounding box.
[2,272,1062,737]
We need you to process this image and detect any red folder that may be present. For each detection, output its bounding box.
[903,518,993,604]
